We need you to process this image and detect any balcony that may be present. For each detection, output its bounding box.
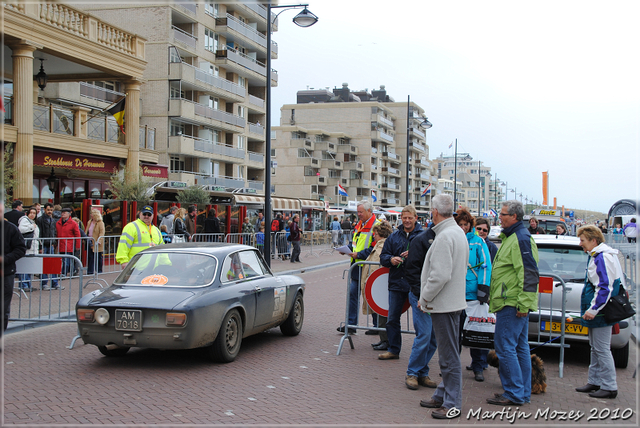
[410,141,426,153]
[169,98,245,131]
[321,159,343,169]
[410,127,426,138]
[382,166,401,177]
[296,156,320,167]
[349,178,368,188]
[248,122,264,137]
[382,182,401,191]
[415,158,430,167]
[381,198,399,205]
[300,138,314,151]
[173,26,197,50]
[247,150,264,164]
[245,2,268,19]
[315,141,336,152]
[271,40,278,59]
[373,113,394,128]
[344,161,364,172]
[215,13,267,50]
[168,135,245,161]
[338,143,358,155]
[80,82,125,104]
[371,129,394,143]
[248,94,265,110]
[199,175,246,189]
[305,175,327,186]
[215,47,266,77]
[382,151,400,162]
[169,62,245,100]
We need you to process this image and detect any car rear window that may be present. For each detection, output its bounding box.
[115,252,218,287]
[537,245,588,281]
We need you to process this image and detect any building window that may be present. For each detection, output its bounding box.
[237,135,245,149]
[213,130,221,143]
[237,105,245,118]
[170,122,185,136]
[170,156,185,172]
[304,167,316,176]
[204,1,218,17]
[204,28,218,52]
[297,148,311,158]
[170,86,184,99]
[208,96,219,110]
[238,76,246,88]
[238,165,244,179]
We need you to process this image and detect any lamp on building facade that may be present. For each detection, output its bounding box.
[46,168,58,193]
[405,95,432,206]
[265,3,317,267]
[35,58,48,90]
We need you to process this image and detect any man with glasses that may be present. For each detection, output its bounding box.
[475,218,498,262]
[486,200,539,407]
[116,205,163,268]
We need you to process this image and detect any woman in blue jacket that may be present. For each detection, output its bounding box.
[455,208,492,382]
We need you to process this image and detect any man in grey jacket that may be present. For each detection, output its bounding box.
[160,206,177,235]
[417,194,469,419]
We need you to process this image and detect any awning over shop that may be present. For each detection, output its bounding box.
[233,195,301,211]
[141,163,169,179]
[34,149,119,173]
[300,199,325,210]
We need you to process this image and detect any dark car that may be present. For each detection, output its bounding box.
[76,243,305,362]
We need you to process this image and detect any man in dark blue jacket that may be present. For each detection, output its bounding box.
[378,205,423,360]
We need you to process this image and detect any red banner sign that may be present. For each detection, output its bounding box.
[34,150,119,173]
[141,163,168,179]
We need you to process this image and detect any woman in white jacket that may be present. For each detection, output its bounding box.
[18,206,40,291]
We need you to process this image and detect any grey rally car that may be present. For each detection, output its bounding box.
[76,243,305,362]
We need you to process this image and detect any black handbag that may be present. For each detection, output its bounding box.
[22,230,35,248]
[603,283,635,324]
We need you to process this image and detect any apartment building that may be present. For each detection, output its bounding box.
[79,1,272,191]
[434,153,505,215]
[272,84,436,209]
[2,1,159,204]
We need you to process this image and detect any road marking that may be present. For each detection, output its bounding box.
[225,411,234,416]
[300,366,308,368]
[248,397,257,401]
[267,385,276,389]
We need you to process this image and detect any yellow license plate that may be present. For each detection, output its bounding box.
[541,321,588,335]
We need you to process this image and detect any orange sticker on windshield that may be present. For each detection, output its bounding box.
[141,274,168,285]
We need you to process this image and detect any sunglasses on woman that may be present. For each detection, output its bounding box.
[476,226,488,232]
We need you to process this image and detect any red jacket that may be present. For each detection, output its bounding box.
[56,218,81,252]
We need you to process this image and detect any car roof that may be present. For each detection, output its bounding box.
[138,242,256,256]
[532,234,581,246]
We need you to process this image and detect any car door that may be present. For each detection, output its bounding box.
[238,250,287,329]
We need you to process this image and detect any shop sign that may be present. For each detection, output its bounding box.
[141,163,169,179]
[34,150,119,173]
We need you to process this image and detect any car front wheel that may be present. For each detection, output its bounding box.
[612,342,629,368]
[280,293,304,336]
[209,309,243,363]
[98,345,130,357]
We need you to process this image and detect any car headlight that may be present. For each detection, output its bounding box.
[166,313,187,326]
[95,308,110,325]
[77,309,95,322]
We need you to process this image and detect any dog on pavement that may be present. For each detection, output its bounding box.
[486,350,547,394]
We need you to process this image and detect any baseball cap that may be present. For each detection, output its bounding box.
[141,205,153,214]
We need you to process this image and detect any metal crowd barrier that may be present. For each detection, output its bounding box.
[529,272,568,378]
[11,254,84,334]
[191,233,226,243]
[337,260,415,356]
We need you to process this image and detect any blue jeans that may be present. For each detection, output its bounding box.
[19,274,32,290]
[41,245,59,288]
[61,252,74,277]
[348,278,359,326]
[387,289,409,355]
[494,306,531,404]
[407,292,437,377]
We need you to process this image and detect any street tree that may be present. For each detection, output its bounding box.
[176,185,210,206]
[108,166,155,205]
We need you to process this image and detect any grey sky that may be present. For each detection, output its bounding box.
[270,0,639,214]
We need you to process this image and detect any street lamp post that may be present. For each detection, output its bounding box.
[405,95,432,206]
[264,3,318,268]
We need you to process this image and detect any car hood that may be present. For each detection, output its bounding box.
[79,286,196,310]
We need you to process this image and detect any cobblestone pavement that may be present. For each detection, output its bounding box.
[2,258,638,426]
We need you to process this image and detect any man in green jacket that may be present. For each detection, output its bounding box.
[487,200,539,407]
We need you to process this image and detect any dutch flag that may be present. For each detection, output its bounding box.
[448,141,453,149]
[371,189,377,202]
[421,184,431,197]
[338,184,348,197]
[489,208,498,217]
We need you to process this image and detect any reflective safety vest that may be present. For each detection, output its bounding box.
[116,219,164,264]
[351,214,380,263]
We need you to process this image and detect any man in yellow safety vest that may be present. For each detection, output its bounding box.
[116,205,163,267]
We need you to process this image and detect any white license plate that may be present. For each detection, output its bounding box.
[115,309,142,332]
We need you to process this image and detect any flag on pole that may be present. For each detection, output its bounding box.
[338,184,348,197]
[107,97,126,134]
[371,189,377,202]
[448,141,453,149]
[421,183,431,197]
[489,208,498,217]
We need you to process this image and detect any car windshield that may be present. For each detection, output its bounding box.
[115,252,218,287]
[537,245,589,281]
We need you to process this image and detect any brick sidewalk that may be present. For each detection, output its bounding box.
[3,262,638,425]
